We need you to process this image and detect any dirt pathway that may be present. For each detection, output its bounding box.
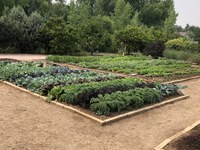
[0,78,200,150]
[165,124,200,150]
[0,54,46,61]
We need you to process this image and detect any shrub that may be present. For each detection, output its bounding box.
[163,50,200,64]
[0,6,44,53]
[114,26,153,54]
[165,38,200,53]
[80,16,113,55]
[42,17,79,55]
[142,41,165,58]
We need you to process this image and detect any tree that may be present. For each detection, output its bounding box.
[125,0,145,11]
[139,2,166,27]
[93,0,116,16]
[130,11,140,26]
[42,17,79,55]
[76,0,96,15]
[175,25,183,32]
[80,16,113,55]
[0,6,44,53]
[111,0,133,30]
[68,0,91,26]
[188,26,200,44]
[51,2,69,20]
[0,0,15,16]
[114,26,154,54]
[164,0,177,38]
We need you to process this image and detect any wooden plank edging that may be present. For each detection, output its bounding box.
[0,80,189,126]
[163,76,200,84]
[154,120,200,150]
[102,95,189,126]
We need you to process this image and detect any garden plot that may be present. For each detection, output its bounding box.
[47,55,200,82]
[0,61,188,124]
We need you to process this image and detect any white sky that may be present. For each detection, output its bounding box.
[174,0,200,27]
[56,0,200,27]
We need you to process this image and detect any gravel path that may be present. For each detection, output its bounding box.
[0,78,200,150]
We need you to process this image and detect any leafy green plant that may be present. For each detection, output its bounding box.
[47,55,200,81]
[154,84,187,97]
[90,88,162,115]
[48,78,144,107]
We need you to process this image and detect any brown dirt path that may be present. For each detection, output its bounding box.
[0,78,200,150]
[0,54,46,61]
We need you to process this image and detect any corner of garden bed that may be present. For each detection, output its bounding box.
[0,81,189,126]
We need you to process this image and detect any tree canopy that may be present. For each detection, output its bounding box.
[0,0,180,55]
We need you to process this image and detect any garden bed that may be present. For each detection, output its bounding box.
[47,55,200,82]
[0,61,188,125]
[0,80,189,125]
[164,123,200,150]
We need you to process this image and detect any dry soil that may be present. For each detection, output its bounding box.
[0,78,200,150]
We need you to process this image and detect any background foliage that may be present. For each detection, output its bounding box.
[0,0,192,57]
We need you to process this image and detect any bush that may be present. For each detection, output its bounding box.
[0,47,16,53]
[163,50,200,64]
[80,16,113,55]
[0,6,44,53]
[114,26,154,54]
[165,38,200,53]
[142,41,165,58]
[42,17,79,55]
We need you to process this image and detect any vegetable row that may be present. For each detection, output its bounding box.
[0,61,119,95]
[0,61,186,116]
[48,77,185,115]
[47,55,200,81]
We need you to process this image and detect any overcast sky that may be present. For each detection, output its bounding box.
[62,0,199,27]
[174,0,200,27]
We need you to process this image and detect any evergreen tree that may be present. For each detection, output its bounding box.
[111,0,133,30]
[164,0,177,38]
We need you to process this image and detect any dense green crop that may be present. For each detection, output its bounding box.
[0,61,119,95]
[90,88,162,115]
[47,78,146,107]
[47,55,200,81]
[0,61,186,116]
[90,84,186,115]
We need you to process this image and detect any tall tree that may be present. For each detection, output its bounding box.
[93,0,116,16]
[42,16,79,54]
[80,16,113,55]
[164,0,177,38]
[0,0,15,15]
[111,0,133,30]
[188,26,200,44]
[0,6,44,53]
[68,0,91,26]
[139,2,166,27]
[125,0,145,11]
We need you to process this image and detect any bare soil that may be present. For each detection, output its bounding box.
[1,54,200,150]
[165,124,200,150]
[0,54,46,61]
[0,78,200,150]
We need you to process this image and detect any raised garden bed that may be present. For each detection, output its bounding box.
[164,123,200,150]
[47,55,200,82]
[0,61,189,125]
